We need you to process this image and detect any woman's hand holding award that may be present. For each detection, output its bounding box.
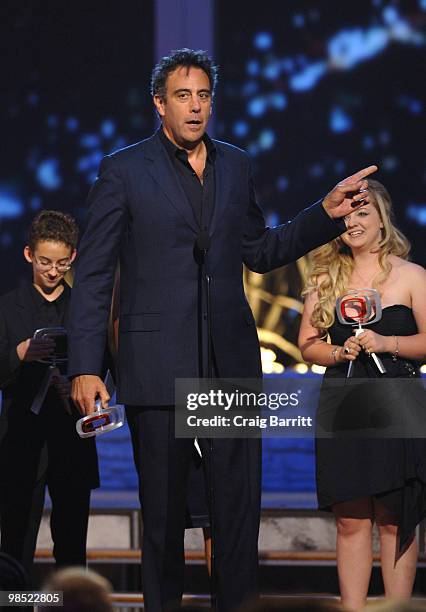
[336,289,387,377]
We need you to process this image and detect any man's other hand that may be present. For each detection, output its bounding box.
[323,165,378,219]
[71,374,110,415]
[16,337,55,362]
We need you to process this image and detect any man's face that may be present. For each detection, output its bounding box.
[154,66,212,149]
[24,240,76,293]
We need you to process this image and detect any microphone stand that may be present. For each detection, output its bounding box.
[206,271,216,611]
[196,231,216,610]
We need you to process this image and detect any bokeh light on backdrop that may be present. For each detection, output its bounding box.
[1,1,154,291]
[216,0,425,263]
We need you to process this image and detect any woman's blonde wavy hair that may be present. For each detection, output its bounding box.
[303,180,411,336]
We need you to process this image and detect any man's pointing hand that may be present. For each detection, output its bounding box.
[323,165,378,219]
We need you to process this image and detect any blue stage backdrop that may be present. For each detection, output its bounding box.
[0,1,154,291]
[215,0,426,264]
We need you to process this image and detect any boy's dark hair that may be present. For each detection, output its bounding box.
[28,210,79,251]
[150,48,218,99]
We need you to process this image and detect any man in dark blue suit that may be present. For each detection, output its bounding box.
[69,49,376,611]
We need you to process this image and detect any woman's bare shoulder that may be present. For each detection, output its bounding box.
[389,255,424,275]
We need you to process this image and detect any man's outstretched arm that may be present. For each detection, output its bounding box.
[242,164,378,273]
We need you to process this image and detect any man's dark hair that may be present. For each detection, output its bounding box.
[28,210,79,251]
[150,48,218,99]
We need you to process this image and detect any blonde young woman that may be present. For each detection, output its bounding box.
[298,180,426,610]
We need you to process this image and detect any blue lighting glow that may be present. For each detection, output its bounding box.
[363,135,375,150]
[30,195,42,210]
[101,119,115,138]
[269,93,287,110]
[247,143,259,156]
[80,134,101,148]
[330,106,353,133]
[91,150,103,166]
[0,189,24,219]
[248,97,267,117]
[47,115,59,128]
[242,81,258,97]
[289,62,327,92]
[77,156,91,172]
[407,204,426,225]
[381,156,398,171]
[77,150,103,175]
[276,176,289,191]
[328,28,388,69]
[65,117,79,132]
[254,32,273,51]
[292,14,305,28]
[266,212,279,226]
[382,6,399,25]
[36,159,62,190]
[398,95,423,115]
[233,120,249,138]
[27,93,38,106]
[281,58,295,73]
[258,129,276,150]
[246,60,260,76]
[334,160,346,174]
[263,62,281,80]
[113,138,126,150]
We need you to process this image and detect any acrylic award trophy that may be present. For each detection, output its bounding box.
[31,327,69,415]
[76,370,124,438]
[336,288,386,378]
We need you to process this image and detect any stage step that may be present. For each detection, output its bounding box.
[34,548,426,565]
[35,507,426,556]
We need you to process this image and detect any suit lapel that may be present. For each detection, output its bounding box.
[209,146,232,238]
[144,133,199,234]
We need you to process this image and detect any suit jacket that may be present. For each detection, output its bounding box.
[68,131,345,405]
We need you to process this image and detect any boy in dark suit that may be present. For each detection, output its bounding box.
[0,210,99,575]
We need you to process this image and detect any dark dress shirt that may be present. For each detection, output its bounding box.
[30,283,68,329]
[159,128,216,230]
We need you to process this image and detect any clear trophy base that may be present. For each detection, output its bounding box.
[76,405,125,438]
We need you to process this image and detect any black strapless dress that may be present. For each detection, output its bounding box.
[316,305,426,551]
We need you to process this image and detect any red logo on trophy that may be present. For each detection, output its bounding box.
[336,288,386,377]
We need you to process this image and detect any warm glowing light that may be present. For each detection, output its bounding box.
[311,364,326,375]
[293,363,309,374]
[261,347,284,374]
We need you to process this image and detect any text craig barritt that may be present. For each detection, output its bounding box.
[186,415,313,429]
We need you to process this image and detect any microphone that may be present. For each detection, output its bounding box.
[194,230,211,264]
[196,230,211,253]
